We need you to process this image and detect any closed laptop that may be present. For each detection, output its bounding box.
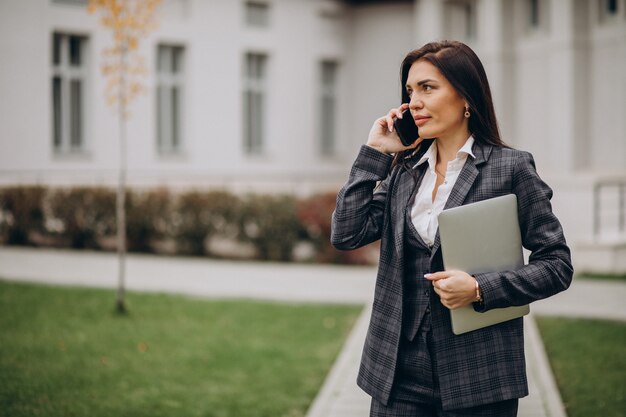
[438,194,530,335]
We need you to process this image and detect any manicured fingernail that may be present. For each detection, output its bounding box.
[424,274,432,278]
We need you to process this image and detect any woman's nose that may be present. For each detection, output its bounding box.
[409,96,423,110]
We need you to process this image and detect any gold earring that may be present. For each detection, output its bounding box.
[464,107,470,118]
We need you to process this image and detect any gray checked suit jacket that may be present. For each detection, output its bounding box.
[331,142,573,410]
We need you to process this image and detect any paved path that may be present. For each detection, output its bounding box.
[0,247,375,304]
[1,247,624,417]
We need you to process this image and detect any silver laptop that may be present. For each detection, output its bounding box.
[438,194,529,335]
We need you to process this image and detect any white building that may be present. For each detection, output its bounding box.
[1,0,625,271]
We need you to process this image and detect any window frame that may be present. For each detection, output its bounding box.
[51,32,89,155]
[598,0,624,24]
[244,1,270,28]
[319,60,339,157]
[242,52,268,156]
[443,0,478,41]
[524,0,550,35]
[155,44,186,155]
[51,0,88,6]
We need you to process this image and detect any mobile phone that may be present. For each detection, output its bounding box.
[393,109,419,147]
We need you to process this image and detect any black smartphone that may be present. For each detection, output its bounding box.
[393,109,419,147]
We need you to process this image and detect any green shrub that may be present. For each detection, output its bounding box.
[46,187,116,249]
[238,194,306,261]
[126,188,173,253]
[0,186,377,265]
[0,186,46,245]
[174,190,240,256]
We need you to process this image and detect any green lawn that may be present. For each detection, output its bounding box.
[577,273,626,282]
[0,280,362,417]
[536,317,626,417]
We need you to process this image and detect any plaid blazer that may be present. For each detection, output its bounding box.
[331,142,573,410]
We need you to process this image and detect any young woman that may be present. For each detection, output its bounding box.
[331,40,573,417]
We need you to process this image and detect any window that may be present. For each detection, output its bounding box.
[599,0,622,23]
[51,32,88,153]
[443,0,477,41]
[525,0,549,33]
[606,0,619,14]
[529,0,540,27]
[245,1,270,27]
[319,61,339,156]
[51,0,88,5]
[156,45,185,154]
[243,53,267,155]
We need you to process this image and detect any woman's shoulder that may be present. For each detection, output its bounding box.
[487,145,535,165]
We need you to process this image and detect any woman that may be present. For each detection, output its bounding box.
[331,40,573,416]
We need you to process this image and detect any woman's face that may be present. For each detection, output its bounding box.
[405,59,469,142]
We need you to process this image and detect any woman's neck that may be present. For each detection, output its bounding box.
[435,130,471,163]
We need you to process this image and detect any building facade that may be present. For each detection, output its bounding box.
[1,0,625,270]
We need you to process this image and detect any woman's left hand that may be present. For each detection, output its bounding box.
[425,270,477,310]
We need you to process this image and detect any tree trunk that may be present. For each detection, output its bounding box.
[116,42,128,314]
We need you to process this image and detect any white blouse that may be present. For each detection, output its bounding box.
[409,136,475,247]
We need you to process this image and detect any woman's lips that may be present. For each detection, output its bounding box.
[414,116,430,127]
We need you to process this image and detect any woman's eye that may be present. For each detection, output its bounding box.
[406,89,413,97]
[423,85,432,92]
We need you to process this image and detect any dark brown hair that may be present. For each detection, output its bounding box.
[394,40,507,167]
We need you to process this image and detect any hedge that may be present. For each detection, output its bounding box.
[0,186,378,265]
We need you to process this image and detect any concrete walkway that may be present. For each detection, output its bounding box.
[0,247,376,304]
[1,247,624,417]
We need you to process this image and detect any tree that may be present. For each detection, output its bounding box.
[88,0,162,313]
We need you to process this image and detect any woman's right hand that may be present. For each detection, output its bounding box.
[366,103,422,154]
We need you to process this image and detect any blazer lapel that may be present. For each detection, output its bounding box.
[392,163,427,257]
[430,143,492,260]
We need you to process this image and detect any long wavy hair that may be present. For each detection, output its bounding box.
[393,40,508,168]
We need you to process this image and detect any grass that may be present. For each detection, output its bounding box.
[0,280,362,417]
[536,317,626,417]
[577,272,626,282]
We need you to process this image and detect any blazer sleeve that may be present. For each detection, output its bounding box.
[331,145,394,250]
[473,151,574,311]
